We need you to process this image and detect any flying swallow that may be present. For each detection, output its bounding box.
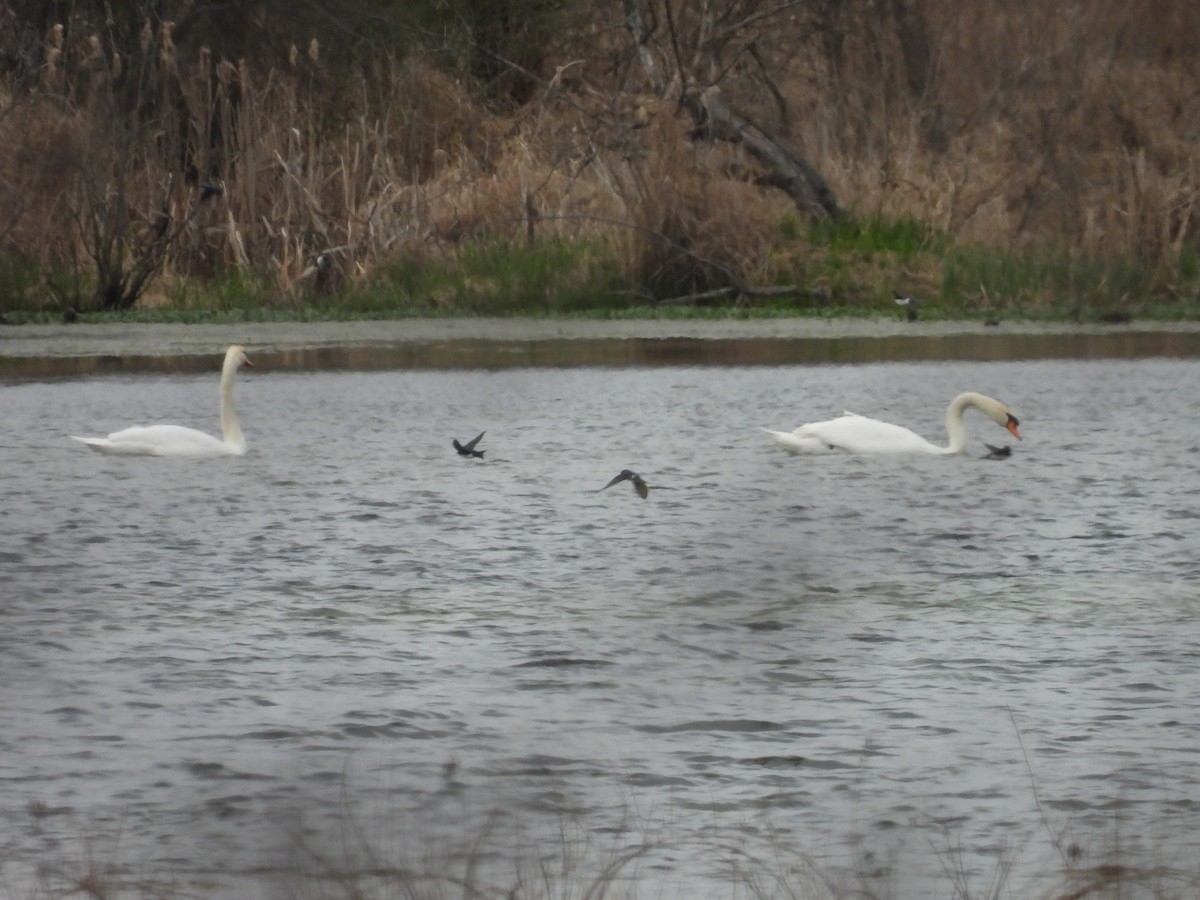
[453,431,485,458]
[601,469,649,499]
[982,442,1012,460]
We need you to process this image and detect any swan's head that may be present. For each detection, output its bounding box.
[225,345,254,370]
[977,395,1021,440]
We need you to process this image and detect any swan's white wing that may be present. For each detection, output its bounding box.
[760,428,840,455]
[70,435,147,455]
[73,425,239,457]
[789,414,941,454]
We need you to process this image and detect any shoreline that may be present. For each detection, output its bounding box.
[2,317,1199,375]
[3,316,1200,355]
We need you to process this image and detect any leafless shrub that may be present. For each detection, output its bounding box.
[0,0,1197,311]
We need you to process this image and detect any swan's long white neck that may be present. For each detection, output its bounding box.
[219,352,245,451]
[943,391,991,454]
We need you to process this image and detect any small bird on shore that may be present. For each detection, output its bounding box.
[453,431,486,458]
[982,443,1012,460]
[893,291,921,321]
[600,469,649,499]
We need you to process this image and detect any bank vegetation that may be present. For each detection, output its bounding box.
[0,0,1198,322]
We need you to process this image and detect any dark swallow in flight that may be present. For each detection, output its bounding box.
[453,431,486,458]
[601,469,649,499]
[982,442,1012,460]
[199,181,223,201]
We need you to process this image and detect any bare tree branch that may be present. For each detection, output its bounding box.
[622,0,840,219]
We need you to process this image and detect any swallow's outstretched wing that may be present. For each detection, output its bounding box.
[601,469,648,498]
[453,431,486,457]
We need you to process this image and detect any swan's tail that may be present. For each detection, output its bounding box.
[761,427,808,455]
[70,435,137,455]
[761,426,838,454]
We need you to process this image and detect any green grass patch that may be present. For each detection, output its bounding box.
[2,224,1198,324]
[808,213,947,259]
[168,269,277,312]
[378,237,630,315]
[940,244,1200,320]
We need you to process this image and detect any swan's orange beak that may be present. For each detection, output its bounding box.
[1006,415,1021,440]
[243,358,255,368]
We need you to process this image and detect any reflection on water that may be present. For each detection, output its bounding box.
[2,352,1200,898]
[2,327,1200,378]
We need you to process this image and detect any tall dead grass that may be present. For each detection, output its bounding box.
[802,0,1200,269]
[0,1,1197,312]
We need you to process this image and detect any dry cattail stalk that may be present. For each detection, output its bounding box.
[43,48,61,89]
[160,21,176,71]
[87,35,102,61]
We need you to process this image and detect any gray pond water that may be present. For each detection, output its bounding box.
[3,350,1199,898]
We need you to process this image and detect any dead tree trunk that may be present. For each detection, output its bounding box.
[621,0,841,220]
[680,85,841,220]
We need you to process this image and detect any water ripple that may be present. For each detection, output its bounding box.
[2,358,1199,897]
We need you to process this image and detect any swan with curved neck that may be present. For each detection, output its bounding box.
[71,345,254,457]
[763,391,1021,455]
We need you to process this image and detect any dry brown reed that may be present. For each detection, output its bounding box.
[0,1,1197,312]
[801,0,1200,266]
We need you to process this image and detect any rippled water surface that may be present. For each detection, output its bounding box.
[3,356,1200,898]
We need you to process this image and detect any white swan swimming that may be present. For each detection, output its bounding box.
[763,391,1021,455]
[71,345,254,457]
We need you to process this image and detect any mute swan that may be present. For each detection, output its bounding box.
[763,391,1021,455]
[71,345,254,457]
